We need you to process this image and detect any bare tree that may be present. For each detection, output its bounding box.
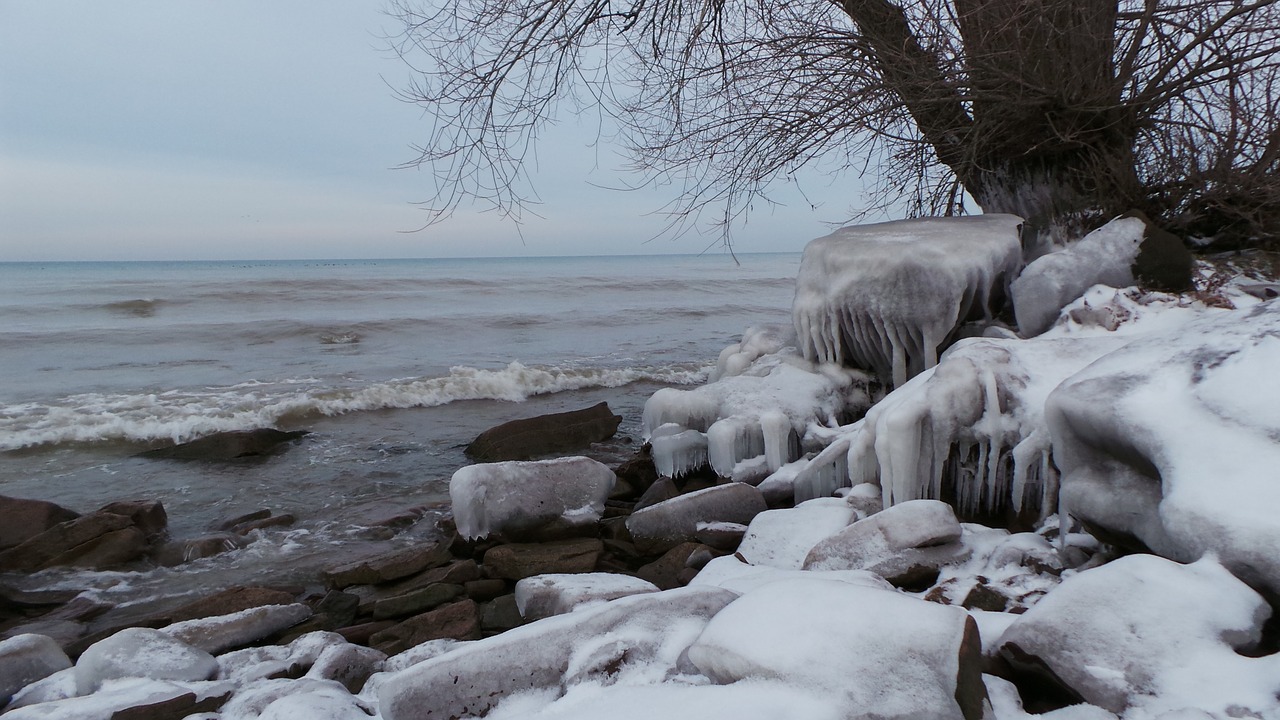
[386,0,1280,248]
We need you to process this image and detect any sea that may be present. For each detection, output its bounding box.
[0,253,800,613]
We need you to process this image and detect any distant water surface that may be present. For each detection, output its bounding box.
[0,254,799,608]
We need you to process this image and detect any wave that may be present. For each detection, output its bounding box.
[0,362,709,451]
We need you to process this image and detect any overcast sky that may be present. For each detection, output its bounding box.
[0,1,863,261]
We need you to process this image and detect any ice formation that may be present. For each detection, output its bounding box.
[793,215,1024,387]
[514,573,660,621]
[643,343,868,478]
[1011,216,1145,336]
[734,498,857,570]
[1047,298,1280,592]
[449,456,616,540]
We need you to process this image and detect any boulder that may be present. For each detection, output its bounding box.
[98,499,168,538]
[449,456,616,540]
[0,496,79,550]
[154,532,245,566]
[803,500,968,587]
[369,599,482,655]
[162,603,312,654]
[323,540,453,588]
[75,628,217,694]
[378,586,738,720]
[514,572,659,621]
[136,428,309,460]
[0,511,139,571]
[481,538,604,580]
[626,483,767,554]
[480,594,524,633]
[694,521,747,552]
[1123,209,1193,292]
[636,542,706,590]
[735,498,857,569]
[465,402,622,461]
[305,642,387,693]
[372,583,465,620]
[5,678,231,720]
[164,586,298,623]
[232,513,297,534]
[0,634,72,703]
[687,578,984,720]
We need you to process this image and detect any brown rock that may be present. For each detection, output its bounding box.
[463,579,509,602]
[1124,209,1193,292]
[46,527,148,570]
[954,616,988,720]
[155,533,245,566]
[482,538,604,581]
[165,586,298,624]
[0,496,79,551]
[98,500,168,539]
[231,514,296,535]
[372,583,465,620]
[108,690,230,720]
[961,582,1010,612]
[136,428,309,461]
[323,540,453,588]
[0,512,133,571]
[632,477,679,512]
[636,542,704,590]
[369,599,481,655]
[337,620,397,645]
[613,452,659,496]
[480,595,523,634]
[464,402,622,462]
[210,508,271,531]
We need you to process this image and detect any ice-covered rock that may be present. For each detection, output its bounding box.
[4,677,232,720]
[256,681,375,720]
[687,577,985,719]
[74,627,217,694]
[649,429,709,478]
[449,456,616,540]
[625,483,767,554]
[1047,299,1280,592]
[711,325,792,381]
[803,499,963,575]
[1011,217,1145,337]
[378,586,738,720]
[0,634,72,703]
[793,215,1024,387]
[734,498,857,570]
[162,603,312,654]
[218,677,364,720]
[996,555,1279,717]
[4,668,77,711]
[689,554,893,594]
[514,573,659,621]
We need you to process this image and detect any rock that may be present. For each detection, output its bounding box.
[217,677,369,720]
[465,402,622,461]
[162,603,312,654]
[210,508,272,531]
[98,499,168,539]
[372,583,465,620]
[961,583,1010,612]
[613,451,659,496]
[378,586,738,720]
[1123,209,1193,292]
[636,542,705,590]
[997,555,1274,716]
[0,634,72,703]
[75,628,217,694]
[312,590,361,628]
[687,578,983,720]
[736,498,857,570]
[50,527,149,570]
[480,594,524,633]
[155,532,245,566]
[305,643,387,693]
[464,578,508,602]
[632,475,680,512]
[137,428,309,460]
[369,599,482,655]
[0,496,79,551]
[693,521,747,552]
[336,620,397,646]
[626,483,767,554]
[4,679,231,720]
[3,667,76,711]
[449,456,616,541]
[0,511,133,571]
[232,513,297,534]
[803,499,966,580]
[323,540,453,588]
[482,538,604,580]
[106,688,230,720]
[164,586,298,624]
[514,572,660,621]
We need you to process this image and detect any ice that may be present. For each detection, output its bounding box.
[0,634,71,703]
[689,554,894,594]
[449,456,616,539]
[255,682,375,720]
[162,603,313,654]
[734,499,857,569]
[996,555,1279,717]
[1011,217,1145,337]
[74,627,217,694]
[1047,298,1280,592]
[686,577,979,720]
[2,678,233,720]
[650,430,709,479]
[219,678,363,720]
[711,325,792,381]
[483,680,846,720]
[793,215,1024,387]
[706,418,763,477]
[514,573,660,621]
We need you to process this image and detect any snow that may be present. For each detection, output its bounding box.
[689,554,894,595]
[449,456,616,540]
[162,603,312,654]
[734,498,857,569]
[514,573,660,621]
[649,429,709,478]
[74,627,217,694]
[0,634,71,703]
[1012,217,1146,336]
[793,215,1024,387]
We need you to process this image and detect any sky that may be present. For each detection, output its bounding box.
[0,1,866,261]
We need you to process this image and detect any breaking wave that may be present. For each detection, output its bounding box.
[0,362,709,451]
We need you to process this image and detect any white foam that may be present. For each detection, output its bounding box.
[0,362,708,450]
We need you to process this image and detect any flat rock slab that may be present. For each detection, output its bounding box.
[369,599,481,655]
[465,402,622,462]
[372,583,465,620]
[482,538,604,580]
[162,604,312,655]
[0,496,79,551]
[137,428,309,461]
[0,510,147,572]
[164,586,298,624]
[626,483,767,555]
[323,540,453,588]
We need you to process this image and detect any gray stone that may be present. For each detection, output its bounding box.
[465,402,622,462]
[626,483,767,554]
[75,628,217,694]
[165,586,298,623]
[305,643,387,693]
[482,538,604,580]
[137,428,309,460]
[0,634,72,702]
[514,572,659,621]
[480,594,524,632]
[450,456,616,541]
[323,540,453,588]
[803,499,963,571]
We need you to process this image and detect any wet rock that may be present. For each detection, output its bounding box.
[136,428,309,461]
[369,599,482,655]
[165,586,298,624]
[336,620,397,646]
[636,542,705,590]
[312,590,361,629]
[231,513,297,534]
[613,451,659,496]
[98,500,168,539]
[626,483,767,554]
[465,402,622,462]
[323,540,453,588]
[481,538,604,580]
[0,511,132,571]
[0,634,72,703]
[0,496,79,551]
[210,508,272,531]
[372,583,465,620]
[154,532,245,566]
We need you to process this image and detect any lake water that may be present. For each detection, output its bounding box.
[0,254,800,608]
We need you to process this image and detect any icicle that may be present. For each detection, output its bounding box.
[651,430,709,478]
[707,417,764,477]
[760,410,794,472]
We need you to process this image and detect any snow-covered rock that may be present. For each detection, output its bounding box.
[378,585,738,720]
[74,627,217,694]
[1012,217,1145,336]
[4,668,77,711]
[4,677,232,720]
[983,675,1117,720]
[734,498,857,569]
[218,677,365,720]
[687,577,984,719]
[996,555,1279,717]
[0,634,71,703]
[803,499,965,581]
[793,215,1024,387]
[256,681,375,720]
[689,554,893,594]
[625,483,767,554]
[449,456,616,540]
[514,573,660,621]
[162,603,312,654]
[1048,299,1280,592]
